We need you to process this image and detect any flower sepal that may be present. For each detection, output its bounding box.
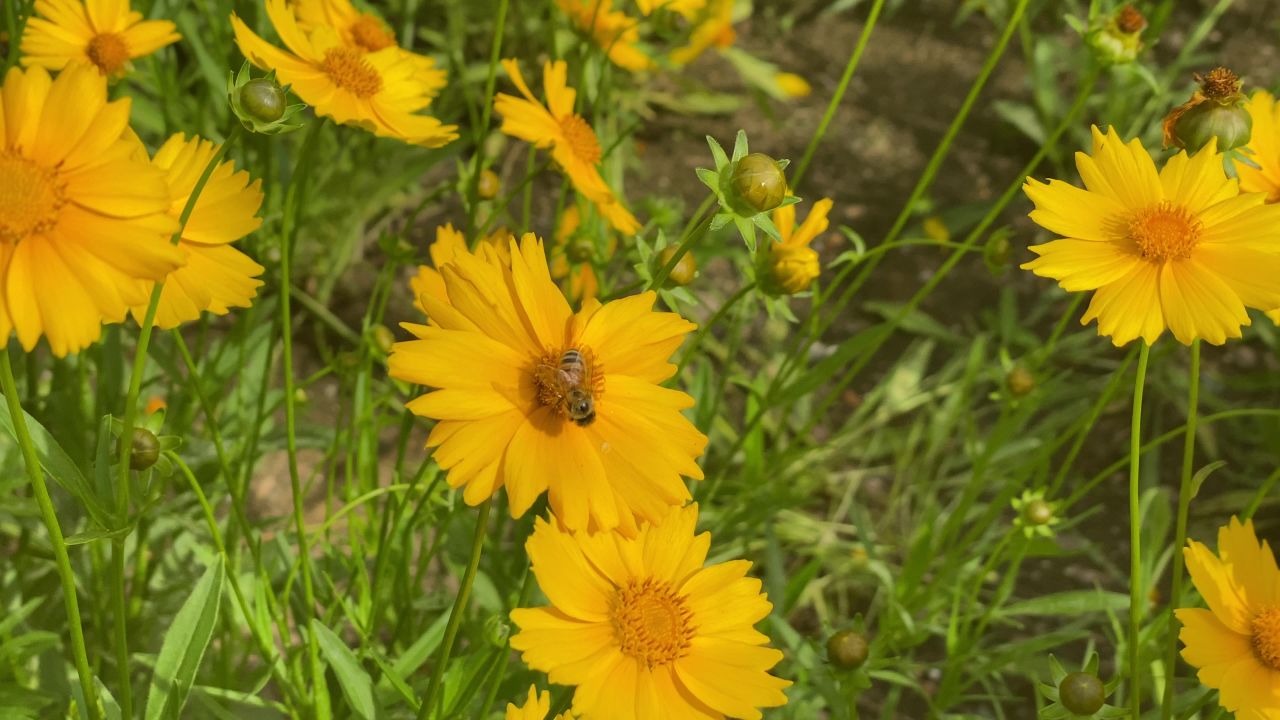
[633,231,698,312]
[1037,653,1124,719]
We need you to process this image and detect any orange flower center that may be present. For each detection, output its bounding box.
[86,32,130,75]
[610,577,695,669]
[1128,201,1202,262]
[1252,607,1280,670]
[532,346,603,424]
[350,14,396,52]
[322,47,383,97]
[558,114,602,166]
[0,151,67,244]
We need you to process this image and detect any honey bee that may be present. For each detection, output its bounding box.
[534,349,596,426]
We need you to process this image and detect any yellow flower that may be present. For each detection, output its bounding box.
[555,0,653,72]
[292,0,446,99]
[0,64,182,357]
[230,0,456,147]
[1021,126,1280,347]
[388,234,706,534]
[20,0,180,76]
[134,134,265,330]
[494,59,640,235]
[1175,517,1280,719]
[773,72,810,98]
[765,198,831,294]
[669,0,735,66]
[505,685,571,720]
[409,224,513,317]
[510,504,791,719]
[635,0,704,17]
[1236,90,1280,204]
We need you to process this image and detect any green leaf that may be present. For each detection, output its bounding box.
[311,620,377,720]
[0,401,114,529]
[995,590,1128,618]
[731,129,749,163]
[1189,460,1227,499]
[145,556,224,720]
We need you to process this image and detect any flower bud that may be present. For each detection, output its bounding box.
[657,246,697,287]
[730,153,786,215]
[566,235,595,264]
[1088,4,1147,66]
[477,169,500,199]
[768,244,820,294]
[483,613,510,648]
[1058,672,1105,715]
[827,629,869,670]
[372,325,395,354]
[1163,67,1252,152]
[239,78,286,122]
[1023,499,1055,527]
[1005,365,1035,397]
[129,427,160,471]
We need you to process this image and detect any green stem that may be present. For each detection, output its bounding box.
[1243,466,1280,521]
[465,0,511,236]
[279,118,327,707]
[0,349,101,719]
[418,499,492,720]
[112,124,240,717]
[476,569,535,718]
[1162,340,1200,718]
[789,0,886,190]
[678,282,755,372]
[1128,343,1151,717]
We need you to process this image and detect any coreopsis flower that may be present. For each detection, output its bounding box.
[670,0,735,65]
[409,224,513,316]
[763,197,831,295]
[133,134,265,329]
[494,59,640,235]
[20,0,180,76]
[1176,517,1280,719]
[1021,126,1280,346]
[292,0,446,98]
[506,686,570,720]
[510,504,791,719]
[388,234,706,534]
[555,0,652,72]
[230,0,456,147]
[1235,90,1280,203]
[0,64,182,356]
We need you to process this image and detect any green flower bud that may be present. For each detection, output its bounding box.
[657,246,697,287]
[1164,68,1252,153]
[730,153,786,214]
[1058,672,1106,715]
[483,613,510,648]
[827,629,869,670]
[1024,499,1054,526]
[129,427,160,471]
[566,235,595,264]
[1005,365,1035,397]
[372,325,395,354]
[239,78,286,122]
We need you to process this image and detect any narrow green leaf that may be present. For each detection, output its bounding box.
[145,556,225,720]
[0,401,114,529]
[311,620,376,720]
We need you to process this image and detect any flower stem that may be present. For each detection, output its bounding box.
[111,124,240,717]
[1162,340,1199,718]
[279,118,327,710]
[464,0,511,236]
[1128,342,1152,717]
[789,0,886,191]
[678,282,755,372]
[0,348,101,720]
[418,499,493,720]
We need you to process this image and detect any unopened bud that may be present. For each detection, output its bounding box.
[240,78,286,122]
[827,629,869,670]
[129,427,160,470]
[1006,365,1035,397]
[768,244,820,295]
[372,325,395,354]
[1024,499,1054,526]
[657,246,697,287]
[1058,672,1106,715]
[477,169,500,199]
[730,153,786,214]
